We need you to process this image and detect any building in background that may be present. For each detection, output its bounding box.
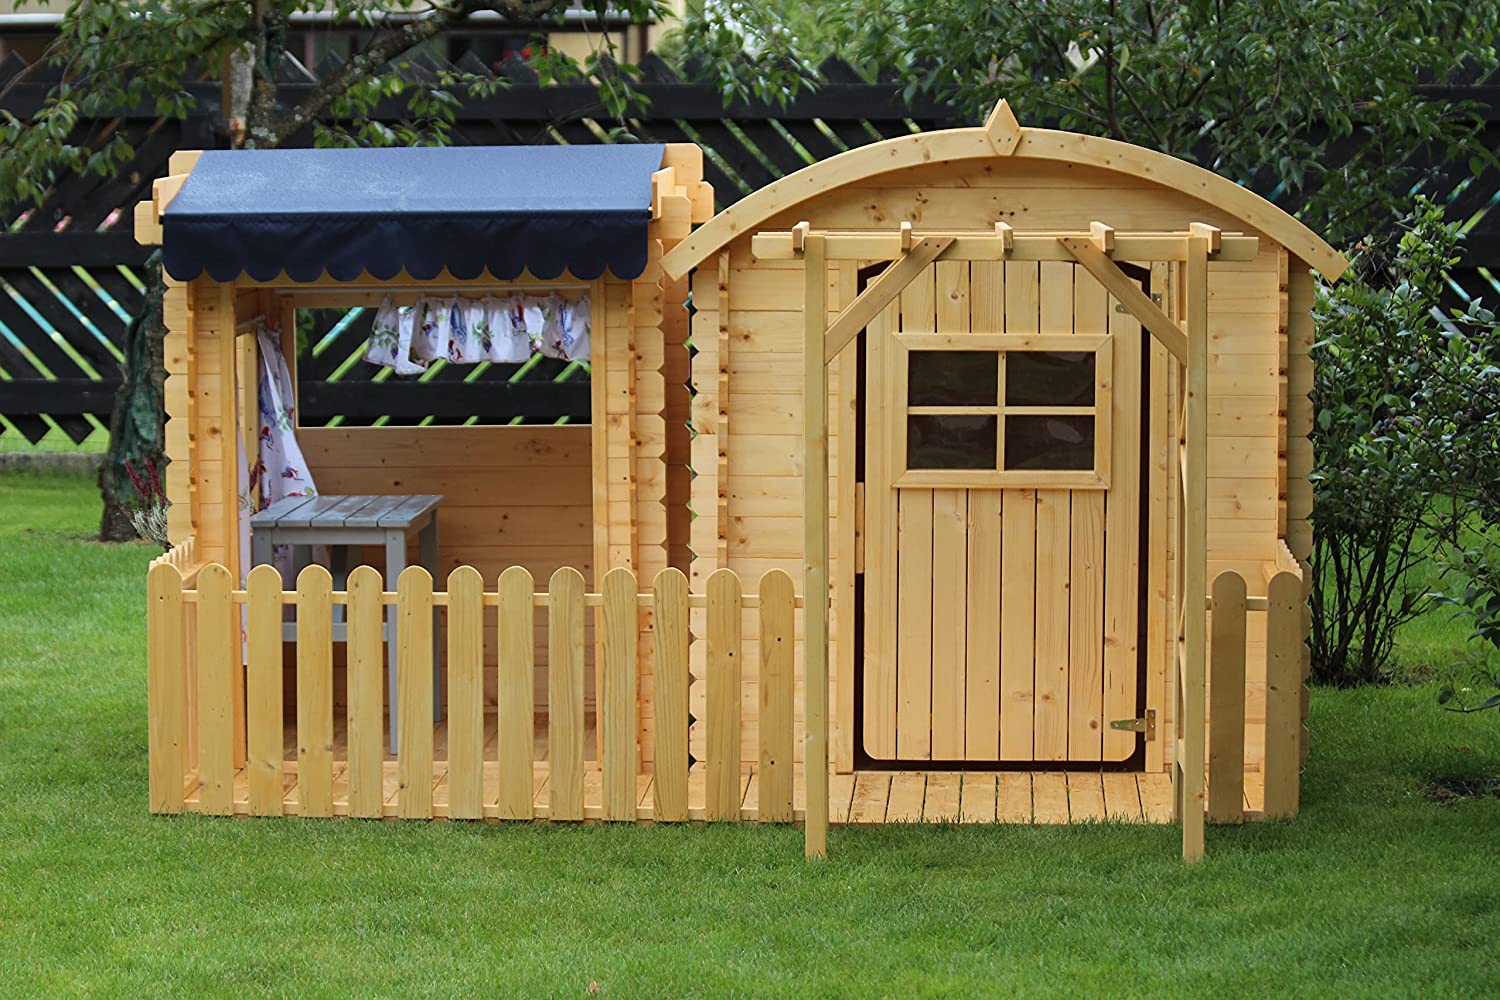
[0,1,678,70]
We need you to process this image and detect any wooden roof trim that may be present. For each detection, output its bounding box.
[660,106,1348,282]
[134,149,203,247]
[1016,129,1345,278]
[984,99,1022,155]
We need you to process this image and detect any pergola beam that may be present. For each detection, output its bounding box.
[769,223,1236,364]
[1058,236,1189,364]
[819,236,956,363]
[752,229,1257,264]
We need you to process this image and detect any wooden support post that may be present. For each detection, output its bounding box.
[1181,236,1210,862]
[803,233,830,859]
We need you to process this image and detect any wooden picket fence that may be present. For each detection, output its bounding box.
[146,561,803,823]
[1206,568,1306,823]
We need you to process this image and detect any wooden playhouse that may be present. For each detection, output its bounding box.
[138,101,1345,860]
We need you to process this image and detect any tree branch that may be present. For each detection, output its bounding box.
[262,0,565,148]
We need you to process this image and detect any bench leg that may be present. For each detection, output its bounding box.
[330,545,349,629]
[421,517,443,724]
[250,529,274,573]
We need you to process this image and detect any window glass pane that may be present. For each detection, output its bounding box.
[1005,351,1094,406]
[908,351,997,406]
[1004,415,1094,470]
[907,415,997,469]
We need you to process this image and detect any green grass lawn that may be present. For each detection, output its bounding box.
[1,470,1498,996]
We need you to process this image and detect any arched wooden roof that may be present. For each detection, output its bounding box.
[660,102,1348,282]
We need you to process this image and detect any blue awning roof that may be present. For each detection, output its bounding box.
[162,144,666,283]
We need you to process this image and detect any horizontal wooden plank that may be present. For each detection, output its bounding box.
[1206,438,1279,479]
[310,465,594,505]
[298,427,590,467]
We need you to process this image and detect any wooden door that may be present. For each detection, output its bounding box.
[859,259,1145,764]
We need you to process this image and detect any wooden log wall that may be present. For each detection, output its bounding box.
[164,277,239,567]
[595,151,703,769]
[1286,266,1317,763]
[688,250,846,768]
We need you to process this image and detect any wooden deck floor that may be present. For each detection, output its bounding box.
[182,761,1208,824]
[179,716,1265,824]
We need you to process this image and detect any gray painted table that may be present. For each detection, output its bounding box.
[249,493,445,754]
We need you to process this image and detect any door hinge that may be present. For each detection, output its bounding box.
[853,481,865,574]
[1109,709,1156,741]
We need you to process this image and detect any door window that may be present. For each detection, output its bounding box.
[894,333,1112,488]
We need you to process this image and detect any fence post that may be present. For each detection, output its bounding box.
[245,564,284,816]
[346,565,385,819]
[447,566,485,820]
[548,567,586,821]
[196,563,235,815]
[297,564,334,818]
[652,568,690,822]
[1264,572,1303,818]
[146,562,186,813]
[1208,571,1246,823]
[396,566,434,819]
[705,568,743,821]
[497,566,536,820]
[601,567,639,821]
[758,569,796,822]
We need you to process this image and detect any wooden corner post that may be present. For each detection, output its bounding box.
[802,232,830,859]
[1181,235,1210,862]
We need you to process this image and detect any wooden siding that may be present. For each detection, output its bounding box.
[689,251,845,766]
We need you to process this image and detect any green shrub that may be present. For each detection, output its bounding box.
[1309,200,1461,684]
[1312,198,1500,686]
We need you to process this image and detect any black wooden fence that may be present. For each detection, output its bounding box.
[0,52,963,441]
[1,50,1497,442]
